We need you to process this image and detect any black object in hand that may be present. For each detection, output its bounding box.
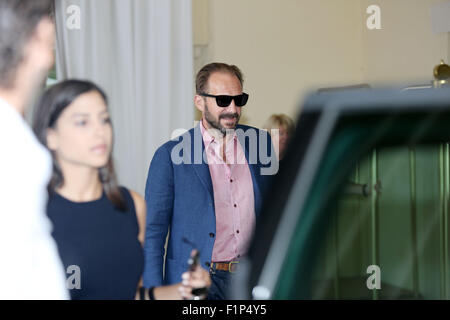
[187,249,200,271]
[183,238,209,298]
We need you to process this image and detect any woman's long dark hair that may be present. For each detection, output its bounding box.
[33,79,126,211]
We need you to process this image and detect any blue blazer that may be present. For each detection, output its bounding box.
[143,123,276,287]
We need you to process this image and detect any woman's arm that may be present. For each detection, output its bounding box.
[142,263,211,300]
[129,190,146,245]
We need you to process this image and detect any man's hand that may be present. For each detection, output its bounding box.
[178,250,211,300]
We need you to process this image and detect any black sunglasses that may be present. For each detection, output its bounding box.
[199,92,249,107]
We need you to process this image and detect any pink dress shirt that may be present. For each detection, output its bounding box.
[200,121,256,262]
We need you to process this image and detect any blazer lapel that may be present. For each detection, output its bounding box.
[191,123,214,202]
[237,125,262,217]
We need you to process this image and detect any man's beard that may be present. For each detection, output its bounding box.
[204,103,240,136]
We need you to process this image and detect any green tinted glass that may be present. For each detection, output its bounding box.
[311,144,449,299]
[273,113,450,300]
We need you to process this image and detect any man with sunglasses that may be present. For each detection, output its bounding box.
[143,62,277,299]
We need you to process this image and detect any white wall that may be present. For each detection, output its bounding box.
[361,0,449,86]
[195,0,364,127]
[193,0,450,127]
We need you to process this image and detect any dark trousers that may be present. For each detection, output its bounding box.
[207,269,233,300]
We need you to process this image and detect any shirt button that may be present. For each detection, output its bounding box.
[234,204,237,208]
[209,233,215,238]
[230,179,233,183]
[236,230,240,234]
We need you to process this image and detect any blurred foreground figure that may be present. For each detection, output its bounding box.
[0,0,68,299]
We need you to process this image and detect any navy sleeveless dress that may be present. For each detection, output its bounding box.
[47,187,144,300]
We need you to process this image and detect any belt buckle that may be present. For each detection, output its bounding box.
[209,263,216,275]
[228,261,239,273]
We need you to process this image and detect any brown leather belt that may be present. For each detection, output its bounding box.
[211,261,239,273]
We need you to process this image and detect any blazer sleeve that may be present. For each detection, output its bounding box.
[143,144,174,288]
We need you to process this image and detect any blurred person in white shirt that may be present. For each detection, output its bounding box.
[0,0,68,299]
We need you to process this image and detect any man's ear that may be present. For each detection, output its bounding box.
[46,128,58,151]
[194,95,205,113]
[27,17,55,71]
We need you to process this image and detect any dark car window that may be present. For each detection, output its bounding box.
[272,110,450,300]
[311,144,448,299]
[242,89,450,301]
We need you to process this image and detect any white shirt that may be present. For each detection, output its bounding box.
[0,97,68,299]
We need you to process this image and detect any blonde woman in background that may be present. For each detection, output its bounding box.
[264,114,295,161]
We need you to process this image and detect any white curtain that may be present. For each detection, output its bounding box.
[54,0,194,194]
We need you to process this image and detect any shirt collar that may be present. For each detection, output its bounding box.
[0,96,22,121]
[200,120,237,149]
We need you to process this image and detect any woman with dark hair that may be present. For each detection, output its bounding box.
[33,79,210,300]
